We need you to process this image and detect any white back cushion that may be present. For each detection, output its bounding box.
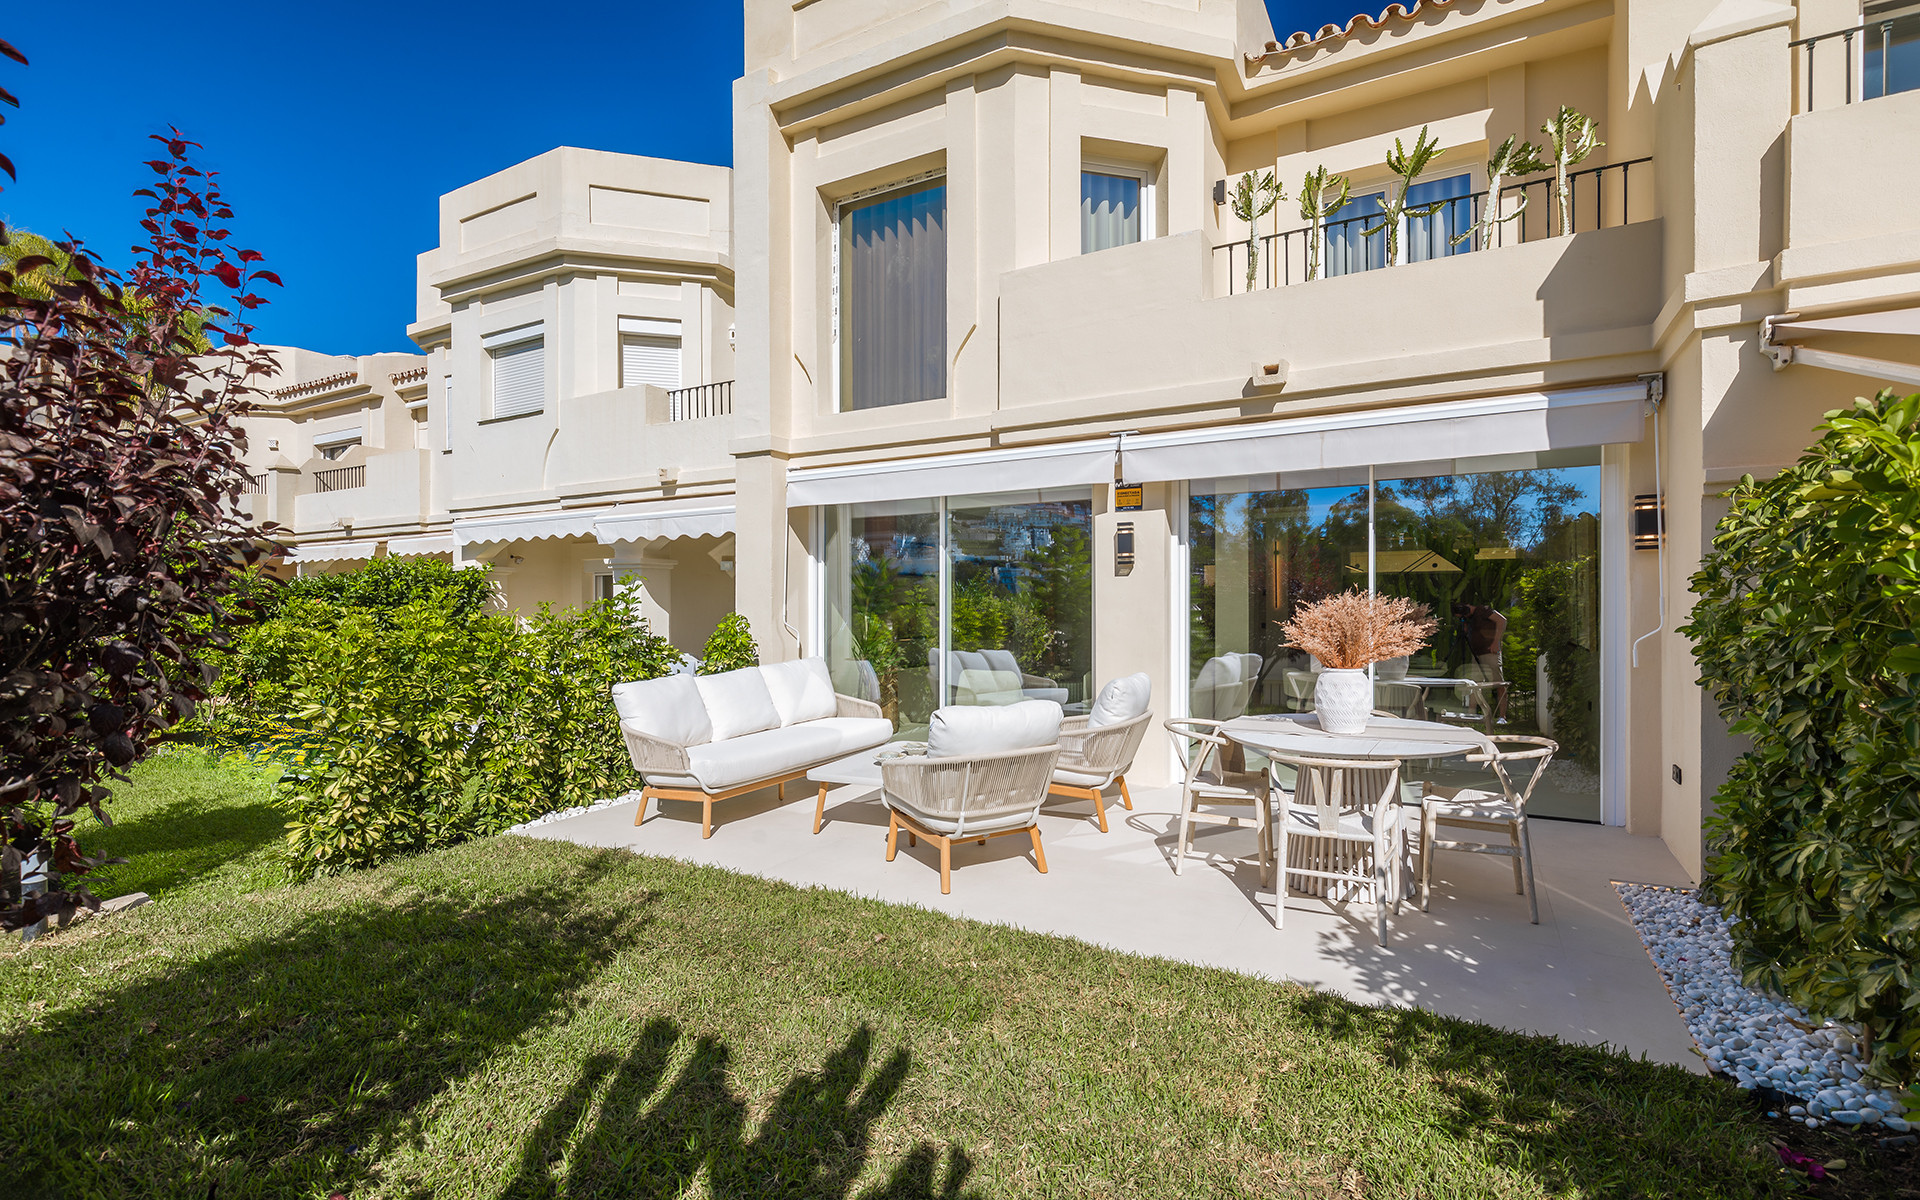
[855,659,881,703]
[979,648,1021,675]
[610,674,713,747]
[1088,672,1152,727]
[694,667,782,742]
[1377,655,1410,680]
[759,657,838,726]
[927,699,1062,758]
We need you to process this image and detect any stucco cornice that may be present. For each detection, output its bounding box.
[429,239,735,305]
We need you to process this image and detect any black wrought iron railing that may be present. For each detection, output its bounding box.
[313,465,364,492]
[1792,11,1920,111]
[668,380,733,421]
[1214,157,1651,296]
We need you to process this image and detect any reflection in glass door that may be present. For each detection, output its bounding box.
[1189,454,1605,821]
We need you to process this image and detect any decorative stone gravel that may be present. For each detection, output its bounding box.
[1617,883,1911,1132]
[506,792,639,834]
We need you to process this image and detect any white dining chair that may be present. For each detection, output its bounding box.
[1163,719,1274,878]
[1418,734,1556,923]
[1266,752,1407,944]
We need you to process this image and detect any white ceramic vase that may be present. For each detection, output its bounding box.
[1313,667,1372,735]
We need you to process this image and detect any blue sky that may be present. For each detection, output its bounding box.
[1,2,1366,356]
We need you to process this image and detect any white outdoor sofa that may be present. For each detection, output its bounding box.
[927,648,1070,707]
[612,657,893,838]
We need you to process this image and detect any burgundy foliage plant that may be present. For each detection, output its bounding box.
[1,127,282,929]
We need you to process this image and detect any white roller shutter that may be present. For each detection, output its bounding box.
[621,335,681,390]
[490,339,545,418]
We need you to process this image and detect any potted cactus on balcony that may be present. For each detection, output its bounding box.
[1229,169,1282,292]
[1541,105,1604,237]
[1362,125,1447,268]
[1299,165,1351,282]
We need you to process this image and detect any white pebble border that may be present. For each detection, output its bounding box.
[1617,882,1911,1132]
[505,792,639,835]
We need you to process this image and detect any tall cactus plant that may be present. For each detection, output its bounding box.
[1299,166,1351,282]
[1540,105,1604,236]
[1362,125,1446,267]
[1229,169,1282,292]
[1452,134,1548,249]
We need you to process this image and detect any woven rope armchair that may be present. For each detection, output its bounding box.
[1047,709,1152,832]
[882,742,1060,894]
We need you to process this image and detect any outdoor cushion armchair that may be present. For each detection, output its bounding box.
[613,656,892,838]
[1047,672,1152,832]
[882,699,1061,893]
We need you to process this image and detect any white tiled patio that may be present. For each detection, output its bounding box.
[520,777,1702,1069]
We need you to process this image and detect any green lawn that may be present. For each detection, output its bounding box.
[1,753,1786,1198]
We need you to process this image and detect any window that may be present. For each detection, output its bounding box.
[1865,1,1920,99]
[313,426,363,461]
[442,374,454,451]
[411,408,430,450]
[1081,166,1148,253]
[1324,192,1386,277]
[318,441,359,461]
[485,322,545,418]
[836,177,946,411]
[1406,174,1474,262]
[620,317,683,391]
[593,573,616,603]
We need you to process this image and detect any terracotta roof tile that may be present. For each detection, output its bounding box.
[1250,0,1464,60]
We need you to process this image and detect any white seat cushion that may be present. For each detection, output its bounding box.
[1050,764,1110,788]
[954,669,1025,706]
[682,717,893,792]
[926,700,1061,758]
[610,674,712,747]
[1021,687,1070,705]
[694,667,782,742]
[1087,672,1151,728]
[759,657,838,726]
[892,803,1040,836]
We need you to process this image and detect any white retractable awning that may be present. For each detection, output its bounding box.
[1118,383,1650,484]
[1763,308,1920,389]
[786,439,1118,508]
[594,500,735,544]
[286,539,382,563]
[451,508,609,549]
[383,533,456,557]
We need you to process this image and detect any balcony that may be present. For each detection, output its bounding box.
[1791,11,1920,112]
[1213,158,1651,296]
[1781,86,1920,288]
[666,379,732,421]
[539,382,736,501]
[294,450,432,535]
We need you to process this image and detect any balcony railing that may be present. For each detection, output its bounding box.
[243,471,267,495]
[667,380,733,421]
[313,465,364,492]
[1215,157,1650,295]
[1793,11,1920,111]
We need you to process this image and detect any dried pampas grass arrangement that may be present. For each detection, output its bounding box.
[1281,588,1436,670]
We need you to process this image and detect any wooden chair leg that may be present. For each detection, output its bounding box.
[908,831,917,847]
[1029,826,1048,874]
[939,839,952,895]
[813,783,830,834]
[777,779,785,802]
[1517,818,1540,925]
[886,811,900,861]
[1116,776,1134,811]
[1090,788,1109,833]
[634,788,652,827]
[701,799,714,839]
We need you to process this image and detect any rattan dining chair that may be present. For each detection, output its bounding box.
[1418,734,1557,923]
[1267,752,1407,944]
[1164,718,1274,879]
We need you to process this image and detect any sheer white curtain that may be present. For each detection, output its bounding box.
[1081,171,1141,253]
[840,180,947,411]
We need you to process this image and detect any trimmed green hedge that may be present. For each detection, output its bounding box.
[1683,390,1920,1084]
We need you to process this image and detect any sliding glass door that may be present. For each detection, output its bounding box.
[1190,453,1604,820]
[824,489,1093,737]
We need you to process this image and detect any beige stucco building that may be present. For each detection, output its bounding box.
[253,0,1920,878]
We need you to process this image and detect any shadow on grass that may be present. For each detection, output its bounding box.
[2,852,646,1199]
[499,1021,977,1199]
[86,793,287,898]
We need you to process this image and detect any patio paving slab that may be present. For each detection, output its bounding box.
[518,779,1702,1070]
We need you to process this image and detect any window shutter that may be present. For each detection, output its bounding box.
[621,335,682,390]
[490,339,544,418]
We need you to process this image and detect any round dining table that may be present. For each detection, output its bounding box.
[1217,712,1494,901]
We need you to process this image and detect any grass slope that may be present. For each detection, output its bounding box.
[1,755,1786,1198]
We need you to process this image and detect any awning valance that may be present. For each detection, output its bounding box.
[786,439,1118,508]
[1118,383,1650,485]
[594,500,735,544]
[452,508,608,549]
[287,539,382,563]
[1770,306,1920,339]
[383,533,456,557]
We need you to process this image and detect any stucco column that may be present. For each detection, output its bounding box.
[608,541,674,643]
[733,450,799,662]
[1092,483,1175,786]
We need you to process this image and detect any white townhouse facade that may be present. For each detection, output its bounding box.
[252,0,1920,879]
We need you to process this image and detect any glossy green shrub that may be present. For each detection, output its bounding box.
[1683,389,1920,1085]
[276,592,678,878]
[698,612,760,674]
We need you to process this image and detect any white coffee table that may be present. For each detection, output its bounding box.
[807,741,922,833]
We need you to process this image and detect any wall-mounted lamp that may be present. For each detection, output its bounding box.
[1211,179,1227,206]
[1632,494,1665,550]
[1115,521,1135,576]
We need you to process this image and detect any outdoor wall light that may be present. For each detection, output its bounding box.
[1115,521,1135,576]
[1633,494,1665,550]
